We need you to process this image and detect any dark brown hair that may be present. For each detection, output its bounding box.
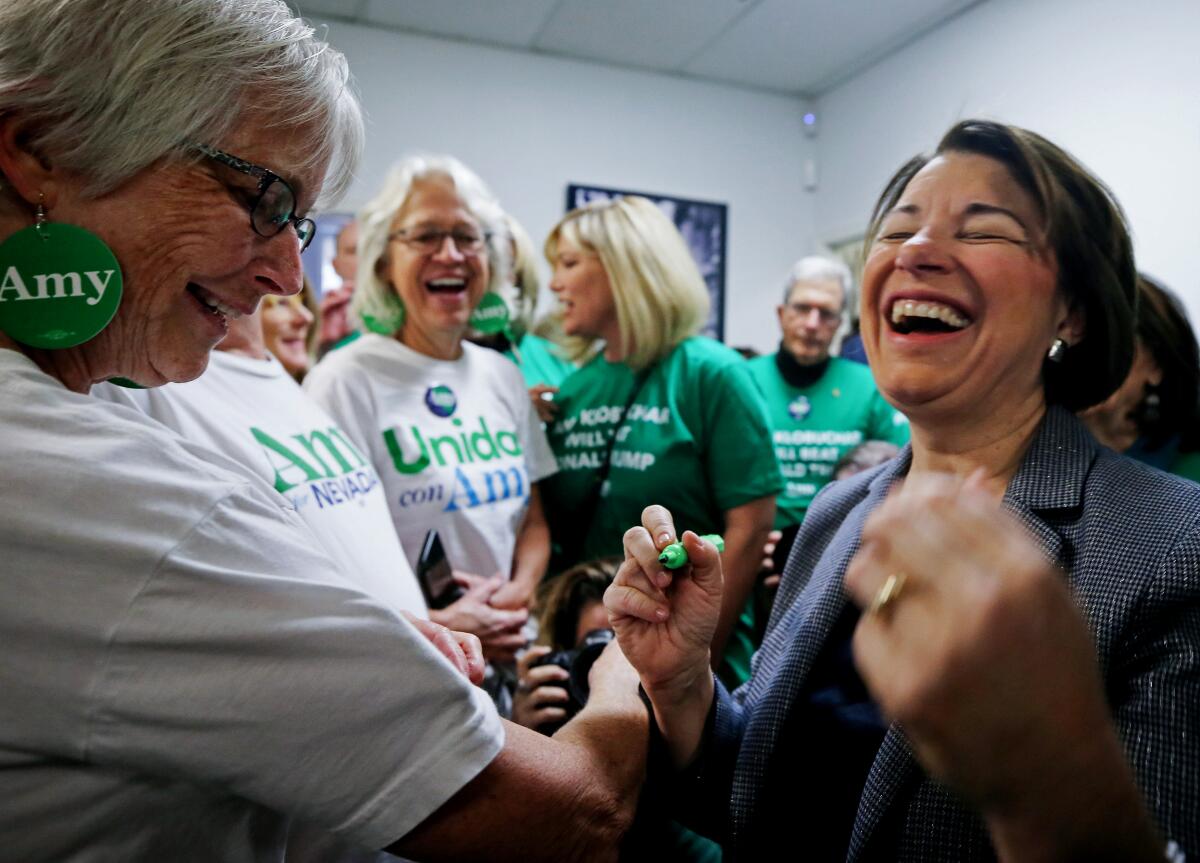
[865,119,1137,411]
[534,557,621,651]
[1136,275,1200,450]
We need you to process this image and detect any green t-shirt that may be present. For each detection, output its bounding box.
[746,354,909,530]
[543,337,782,566]
[507,332,576,389]
[1169,450,1200,484]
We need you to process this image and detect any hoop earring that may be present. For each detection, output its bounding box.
[1047,338,1068,364]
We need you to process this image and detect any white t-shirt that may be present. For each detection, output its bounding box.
[0,349,503,861]
[93,350,426,617]
[305,335,557,580]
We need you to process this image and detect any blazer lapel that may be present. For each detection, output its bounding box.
[846,408,1094,858]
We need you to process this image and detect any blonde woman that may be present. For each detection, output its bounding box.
[541,196,781,682]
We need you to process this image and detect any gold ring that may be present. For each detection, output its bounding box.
[868,572,908,617]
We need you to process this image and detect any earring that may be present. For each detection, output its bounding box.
[362,303,405,335]
[1139,386,1162,427]
[1047,338,1068,363]
[0,192,124,349]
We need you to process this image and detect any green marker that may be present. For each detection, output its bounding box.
[658,534,725,569]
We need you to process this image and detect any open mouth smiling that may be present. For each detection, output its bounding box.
[427,277,467,295]
[888,298,972,335]
[187,282,244,322]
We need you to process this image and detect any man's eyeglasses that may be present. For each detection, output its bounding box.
[388,226,489,256]
[787,302,842,325]
[191,143,316,253]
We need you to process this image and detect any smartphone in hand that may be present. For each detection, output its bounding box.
[417,529,466,610]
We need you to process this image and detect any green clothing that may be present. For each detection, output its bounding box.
[544,337,781,565]
[544,338,780,691]
[507,333,575,389]
[746,354,909,530]
[1169,450,1200,484]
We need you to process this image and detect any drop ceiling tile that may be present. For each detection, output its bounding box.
[534,0,752,71]
[363,0,562,48]
[685,0,982,94]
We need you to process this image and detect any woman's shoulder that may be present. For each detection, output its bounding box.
[462,340,525,386]
[1088,449,1200,546]
[3,363,268,532]
[662,336,751,382]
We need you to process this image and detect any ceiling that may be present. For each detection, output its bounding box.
[290,0,986,97]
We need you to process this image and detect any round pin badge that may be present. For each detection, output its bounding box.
[469,292,510,335]
[788,395,812,421]
[0,222,123,348]
[425,384,457,417]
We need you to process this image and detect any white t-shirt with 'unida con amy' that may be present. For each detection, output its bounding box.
[304,335,557,581]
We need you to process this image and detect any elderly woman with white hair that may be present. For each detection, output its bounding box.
[540,196,781,686]
[304,155,557,675]
[0,2,648,859]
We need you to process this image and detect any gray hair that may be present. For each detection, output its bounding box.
[0,0,362,206]
[782,256,854,307]
[353,154,509,334]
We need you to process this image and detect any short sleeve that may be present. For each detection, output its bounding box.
[701,360,784,512]
[87,488,504,850]
[304,360,377,457]
[507,362,557,484]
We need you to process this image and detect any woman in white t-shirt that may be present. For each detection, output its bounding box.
[306,154,557,667]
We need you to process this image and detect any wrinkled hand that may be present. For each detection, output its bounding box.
[604,505,723,697]
[401,610,486,685]
[529,385,559,423]
[430,574,529,664]
[844,472,1114,813]
[511,645,571,730]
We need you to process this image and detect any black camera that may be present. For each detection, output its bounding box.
[529,628,614,729]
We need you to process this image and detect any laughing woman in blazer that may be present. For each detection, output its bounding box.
[607,120,1199,861]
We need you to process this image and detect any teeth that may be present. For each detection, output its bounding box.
[890,299,968,328]
[428,278,466,288]
[192,285,242,319]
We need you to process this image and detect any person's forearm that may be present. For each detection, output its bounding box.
[985,723,1162,862]
[511,517,549,594]
[644,666,715,769]
[393,717,641,863]
[553,682,649,811]
[709,519,770,666]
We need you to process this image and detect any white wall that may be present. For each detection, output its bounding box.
[814,0,1200,318]
[314,17,817,352]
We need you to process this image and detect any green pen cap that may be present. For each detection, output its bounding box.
[658,534,725,569]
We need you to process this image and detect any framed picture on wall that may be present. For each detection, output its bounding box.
[566,184,727,341]
[301,211,356,299]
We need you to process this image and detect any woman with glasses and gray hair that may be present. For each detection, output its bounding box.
[0,1,647,859]
[304,155,558,696]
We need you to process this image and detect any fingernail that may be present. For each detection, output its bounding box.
[655,606,669,622]
[658,533,672,547]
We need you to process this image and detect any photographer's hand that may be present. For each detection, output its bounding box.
[512,646,571,730]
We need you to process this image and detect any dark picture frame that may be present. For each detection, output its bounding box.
[566,184,727,341]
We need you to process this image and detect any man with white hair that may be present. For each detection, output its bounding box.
[747,257,909,578]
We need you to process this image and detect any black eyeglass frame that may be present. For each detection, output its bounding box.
[190,143,316,253]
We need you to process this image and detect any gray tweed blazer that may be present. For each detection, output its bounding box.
[683,407,1200,861]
